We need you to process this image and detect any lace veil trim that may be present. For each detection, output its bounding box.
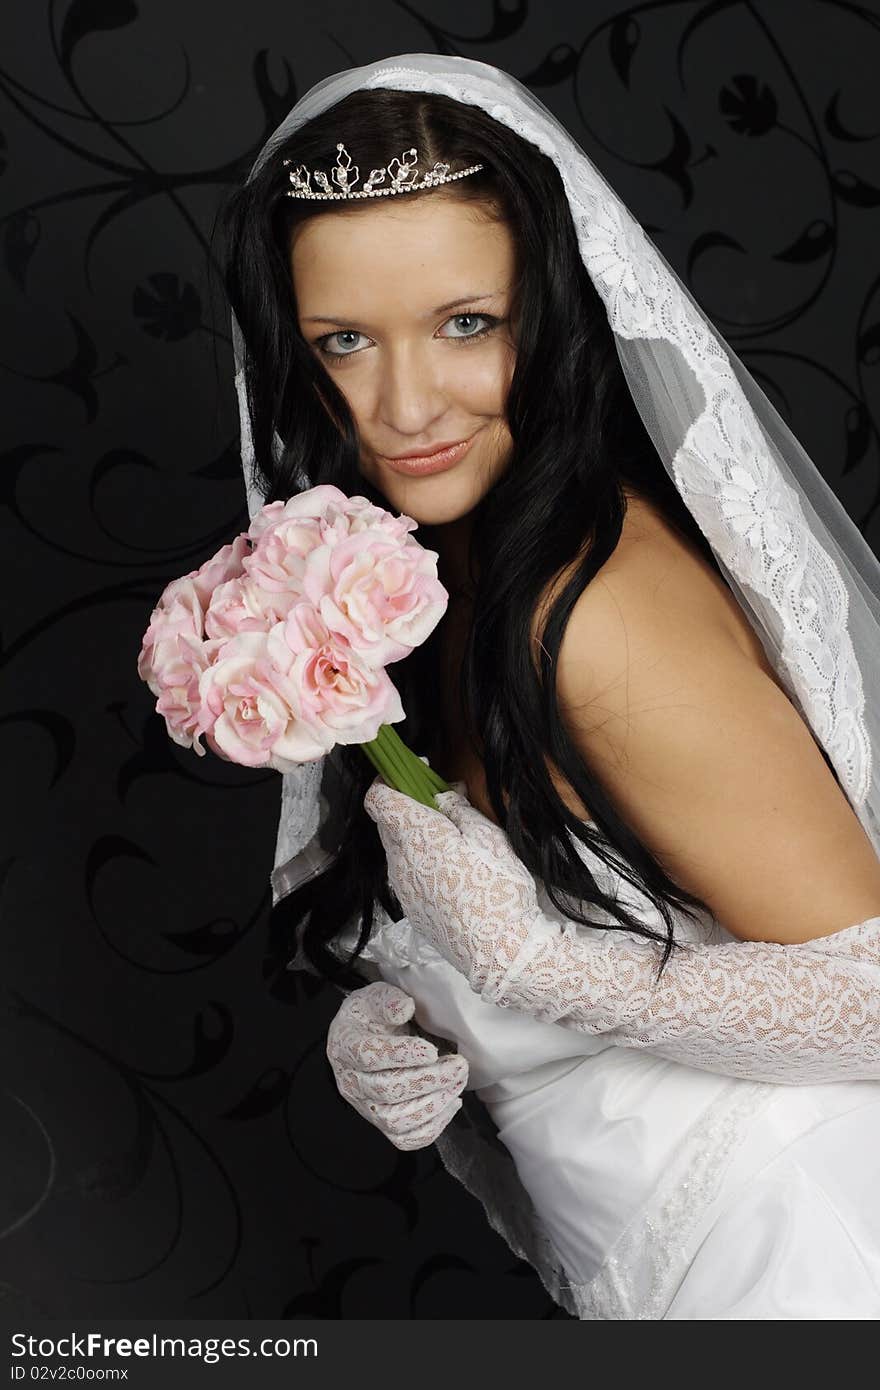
[231,52,880,1318]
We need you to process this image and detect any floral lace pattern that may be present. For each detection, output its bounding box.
[248,56,877,921]
[365,773,880,1086]
[345,802,880,1313]
[354,858,779,1318]
[488,902,880,1085]
[364,63,871,812]
[326,981,468,1150]
[237,54,880,1318]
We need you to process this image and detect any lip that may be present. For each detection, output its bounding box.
[380,432,478,477]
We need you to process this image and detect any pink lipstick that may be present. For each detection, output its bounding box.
[381,432,477,477]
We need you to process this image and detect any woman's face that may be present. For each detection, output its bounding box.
[289,194,518,527]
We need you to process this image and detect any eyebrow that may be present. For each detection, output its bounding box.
[301,290,505,326]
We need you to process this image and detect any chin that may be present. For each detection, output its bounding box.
[359,445,508,528]
[365,471,487,528]
[408,500,479,529]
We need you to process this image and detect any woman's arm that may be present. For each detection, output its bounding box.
[482,900,880,1084]
[546,546,880,948]
[364,563,880,1085]
[365,780,880,1084]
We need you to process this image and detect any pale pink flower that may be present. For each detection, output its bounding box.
[204,575,297,639]
[267,604,404,744]
[246,499,286,542]
[140,486,446,777]
[189,534,250,608]
[343,494,418,542]
[245,485,349,546]
[137,576,206,697]
[198,630,331,770]
[301,531,447,667]
[242,514,325,593]
[154,634,214,755]
[243,485,362,592]
[248,486,416,547]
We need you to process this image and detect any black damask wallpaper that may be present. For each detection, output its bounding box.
[2,0,879,1320]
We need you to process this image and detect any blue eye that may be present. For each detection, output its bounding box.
[316,329,367,358]
[312,312,497,361]
[440,313,497,340]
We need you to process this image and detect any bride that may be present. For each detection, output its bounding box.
[220,54,880,1319]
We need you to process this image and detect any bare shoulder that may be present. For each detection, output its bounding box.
[553,495,741,712]
[532,489,775,741]
[543,496,880,943]
[537,495,741,793]
[531,492,745,818]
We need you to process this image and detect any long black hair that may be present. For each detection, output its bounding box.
[220,87,729,990]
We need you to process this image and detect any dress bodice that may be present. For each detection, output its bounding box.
[336,821,734,1097]
[330,819,880,1318]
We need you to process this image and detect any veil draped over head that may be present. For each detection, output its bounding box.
[231,52,880,905]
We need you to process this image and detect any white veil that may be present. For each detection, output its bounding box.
[232,53,880,905]
[228,50,880,1320]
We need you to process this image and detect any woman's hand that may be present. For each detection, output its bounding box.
[363,779,540,993]
[326,981,469,1150]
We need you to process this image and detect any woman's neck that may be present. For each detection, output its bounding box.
[430,514,479,605]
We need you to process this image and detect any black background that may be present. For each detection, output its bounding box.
[2,0,880,1319]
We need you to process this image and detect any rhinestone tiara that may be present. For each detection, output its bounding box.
[283,142,484,200]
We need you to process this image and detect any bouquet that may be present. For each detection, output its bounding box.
[136,484,452,808]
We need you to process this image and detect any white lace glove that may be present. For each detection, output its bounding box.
[326,981,469,1149]
[363,780,880,1085]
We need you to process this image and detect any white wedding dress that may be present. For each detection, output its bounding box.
[335,819,880,1320]
[238,51,880,1324]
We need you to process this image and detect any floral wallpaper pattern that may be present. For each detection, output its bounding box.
[2,0,878,1318]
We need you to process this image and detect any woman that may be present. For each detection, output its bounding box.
[221,54,880,1318]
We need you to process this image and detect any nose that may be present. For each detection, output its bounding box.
[376,339,448,440]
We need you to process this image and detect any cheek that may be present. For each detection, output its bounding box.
[325,341,515,422]
[321,373,369,430]
[448,343,514,412]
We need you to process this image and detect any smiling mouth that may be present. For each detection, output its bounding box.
[385,434,474,460]
[378,431,480,477]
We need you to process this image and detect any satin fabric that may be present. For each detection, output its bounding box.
[339,833,880,1319]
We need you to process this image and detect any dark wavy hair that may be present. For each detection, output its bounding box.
[219,87,729,991]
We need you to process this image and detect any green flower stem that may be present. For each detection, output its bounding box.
[360,737,423,803]
[420,761,450,794]
[366,725,414,793]
[374,725,429,801]
[360,723,451,810]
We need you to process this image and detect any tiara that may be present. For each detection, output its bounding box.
[283,143,484,200]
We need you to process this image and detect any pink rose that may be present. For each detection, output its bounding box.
[242,514,325,594]
[139,486,446,779]
[198,630,330,769]
[154,633,213,755]
[189,534,250,608]
[242,490,424,609]
[262,484,351,524]
[204,575,297,639]
[137,576,205,697]
[246,499,286,542]
[268,604,404,744]
[246,485,350,545]
[344,495,418,542]
[300,531,447,667]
